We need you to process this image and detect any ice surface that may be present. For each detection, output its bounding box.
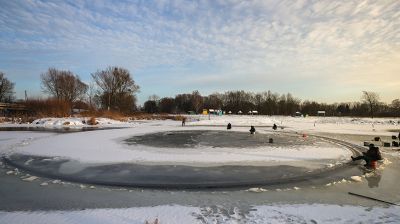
[4,122,351,166]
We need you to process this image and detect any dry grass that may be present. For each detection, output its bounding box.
[24,98,71,117]
[79,110,185,123]
[127,113,185,121]
[2,98,186,123]
[87,117,98,125]
[80,110,127,121]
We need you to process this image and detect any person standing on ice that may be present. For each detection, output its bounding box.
[182,117,186,126]
[351,144,382,167]
[272,123,277,130]
[249,125,256,134]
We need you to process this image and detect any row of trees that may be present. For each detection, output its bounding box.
[0,69,399,117]
[0,67,140,114]
[39,66,139,113]
[144,90,400,117]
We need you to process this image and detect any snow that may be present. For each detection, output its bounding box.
[31,117,128,126]
[1,115,398,166]
[189,115,400,136]
[4,122,351,167]
[351,176,363,182]
[248,204,400,223]
[0,204,399,224]
[22,176,38,182]
[3,115,397,166]
[0,205,199,224]
[0,131,56,155]
[246,187,268,193]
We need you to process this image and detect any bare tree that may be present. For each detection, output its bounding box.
[361,91,380,118]
[41,68,88,103]
[390,99,400,117]
[0,72,15,102]
[159,97,176,113]
[191,90,203,113]
[87,82,97,108]
[148,94,160,102]
[144,100,158,113]
[203,93,223,110]
[175,93,192,113]
[91,66,139,112]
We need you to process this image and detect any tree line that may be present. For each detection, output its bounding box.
[143,90,400,118]
[0,67,139,115]
[0,69,399,117]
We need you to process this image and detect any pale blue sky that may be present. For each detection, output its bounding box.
[0,0,399,104]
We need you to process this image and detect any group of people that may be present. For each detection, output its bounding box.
[249,123,278,134]
[226,123,279,134]
[181,116,389,170]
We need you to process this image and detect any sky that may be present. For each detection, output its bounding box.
[0,0,399,104]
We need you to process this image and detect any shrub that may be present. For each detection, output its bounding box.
[24,98,71,117]
[87,117,98,125]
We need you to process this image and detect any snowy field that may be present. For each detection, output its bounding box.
[190,115,399,136]
[1,115,400,223]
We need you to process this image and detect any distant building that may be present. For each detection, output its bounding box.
[294,111,302,117]
[317,111,326,116]
[248,110,258,115]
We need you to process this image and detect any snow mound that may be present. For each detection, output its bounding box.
[32,118,85,126]
[31,117,125,126]
[350,176,363,182]
[246,187,268,193]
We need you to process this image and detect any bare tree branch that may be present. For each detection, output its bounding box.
[361,91,380,118]
[41,68,88,103]
[91,66,139,112]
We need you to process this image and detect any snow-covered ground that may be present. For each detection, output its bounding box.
[1,115,399,166]
[0,203,399,224]
[1,119,352,167]
[190,115,400,136]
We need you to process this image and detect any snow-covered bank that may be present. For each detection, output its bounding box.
[0,203,399,224]
[31,117,130,127]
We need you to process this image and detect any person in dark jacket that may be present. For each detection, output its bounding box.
[272,123,277,130]
[182,117,186,126]
[351,144,382,165]
[227,123,232,130]
[249,125,256,134]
